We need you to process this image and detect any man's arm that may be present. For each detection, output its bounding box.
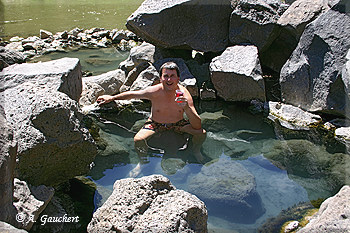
[178,88,202,130]
[97,87,154,105]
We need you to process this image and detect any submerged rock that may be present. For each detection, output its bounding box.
[188,155,265,223]
[87,175,207,232]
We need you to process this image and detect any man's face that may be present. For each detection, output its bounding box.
[160,68,179,91]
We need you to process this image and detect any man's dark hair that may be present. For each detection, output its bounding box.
[159,62,180,77]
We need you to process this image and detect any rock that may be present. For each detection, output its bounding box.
[40,29,53,40]
[119,42,156,74]
[188,156,265,223]
[129,64,159,91]
[284,220,299,232]
[0,222,27,233]
[133,190,207,232]
[0,46,25,66]
[209,45,266,102]
[280,3,350,116]
[0,105,17,225]
[126,0,232,52]
[5,42,24,52]
[120,62,151,92]
[13,178,54,230]
[335,127,350,147]
[0,57,82,101]
[298,185,350,233]
[229,0,288,52]
[267,102,322,130]
[87,175,207,232]
[261,0,330,72]
[80,69,126,106]
[1,58,96,185]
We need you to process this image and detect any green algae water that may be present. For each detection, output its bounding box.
[0,0,143,40]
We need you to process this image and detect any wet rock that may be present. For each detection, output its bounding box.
[188,156,265,223]
[298,185,350,233]
[13,178,54,230]
[280,2,350,117]
[210,45,266,102]
[0,46,25,67]
[126,0,232,53]
[267,102,322,130]
[0,105,17,225]
[40,29,53,40]
[87,175,207,232]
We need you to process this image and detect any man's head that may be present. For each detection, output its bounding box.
[159,62,180,91]
[159,62,180,77]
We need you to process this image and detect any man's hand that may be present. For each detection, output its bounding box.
[175,96,189,109]
[96,95,114,105]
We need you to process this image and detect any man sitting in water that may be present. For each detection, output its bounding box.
[96,61,206,164]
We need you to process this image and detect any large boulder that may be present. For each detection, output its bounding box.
[0,222,27,233]
[126,0,232,52]
[261,0,330,72]
[188,156,265,224]
[0,58,97,185]
[0,47,25,68]
[298,185,350,233]
[87,175,207,232]
[0,105,17,225]
[229,0,288,52]
[280,2,350,116]
[210,45,266,102]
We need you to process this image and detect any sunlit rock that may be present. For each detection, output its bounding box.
[210,45,265,102]
[88,175,207,232]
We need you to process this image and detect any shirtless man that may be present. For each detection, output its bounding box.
[96,62,206,163]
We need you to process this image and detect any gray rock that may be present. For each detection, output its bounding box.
[0,57,82,101]
[298,185,350,233]
[267,102,322,130]
[280,4,350,116]
[120,62,151,92]
[87,175,207,232]
[188,156,265,223]
[0,222,27,233]
[129,64,159,91]
[126,0,232,52]
[229,0,288,52]
[1,59,96,185]
[119,42,156,74]
[0,105,17,225]
[0,47,25,67]
[210,45,266,102]
[40,29,53,40]
[80,69,126,106]
[133,190,207,232]
[13,178,54,230]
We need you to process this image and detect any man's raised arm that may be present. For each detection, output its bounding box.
[96,87,154,105]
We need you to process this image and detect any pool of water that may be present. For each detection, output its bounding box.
[86,101,349,232]
[0,0,143,40]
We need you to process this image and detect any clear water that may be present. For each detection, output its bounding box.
[87,101,349,232]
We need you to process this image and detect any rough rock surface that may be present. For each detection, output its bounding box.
[188,156,265,223]
[126,0,232,52]
[0,47,25,68]
[87,175,207,233]
[298,185,350,233]
[210,45,265,102]
[0,222,27,233]
[79,69,126,106]
[267,101,322,130]
[0,105,17,225]
[280,3,350,116]
[13,178,54,230]
[0,58,96,185]
[229,0,288,52]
